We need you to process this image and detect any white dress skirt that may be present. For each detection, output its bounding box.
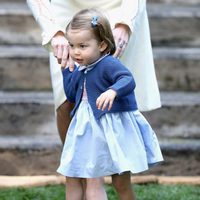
[57,87,163,178]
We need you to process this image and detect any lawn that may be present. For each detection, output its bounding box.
[0,184,199,200]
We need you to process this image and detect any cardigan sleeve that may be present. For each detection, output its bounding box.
[104,59,135,97]
[62,67,79,103]
[115,0,139,33]
[27,0,65,50]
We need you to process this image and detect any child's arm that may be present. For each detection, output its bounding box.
[106,63,135,98]
[62,66,79,103]
[97,60,135,111]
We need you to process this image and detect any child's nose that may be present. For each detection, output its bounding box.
[74,48,80,55]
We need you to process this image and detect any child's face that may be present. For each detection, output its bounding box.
[67,29,106,66]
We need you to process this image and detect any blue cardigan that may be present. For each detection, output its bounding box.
[62,55,138,119]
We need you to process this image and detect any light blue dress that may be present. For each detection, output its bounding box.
[57,84,163,178]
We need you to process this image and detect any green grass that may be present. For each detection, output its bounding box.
[0,184,199,200]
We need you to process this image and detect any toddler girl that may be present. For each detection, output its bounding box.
[57,8,163,200]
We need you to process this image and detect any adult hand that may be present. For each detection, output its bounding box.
[51,31,74,69]
[96,89,117,111]
[113,24,131,58]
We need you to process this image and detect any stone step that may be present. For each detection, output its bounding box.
[153,47,200,91]
[147,4,200,47]
[0,45,199,91]
[0,91,56,137]
[0,2,41,45]
[0,2,200,47]
[0,129,199,176]
[0,137,199,176]
[0,45,51,91]
[151,0,200,5]
[0,91,199,176]
[0,91,200,140]
[1,135,199,153]
[144,91,200,139]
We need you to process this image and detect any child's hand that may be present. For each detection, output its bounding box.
[96,89,117,111]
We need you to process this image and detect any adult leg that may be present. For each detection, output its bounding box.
[112,172,136,200]
[56,100,74,144]
[56,101,87,199]
[86,177,108,200]
[66,177,85,200]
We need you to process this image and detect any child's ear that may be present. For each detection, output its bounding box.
[99,41,108,52]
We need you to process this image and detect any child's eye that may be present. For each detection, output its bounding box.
[69,43,74,47]
[80,44,87,48]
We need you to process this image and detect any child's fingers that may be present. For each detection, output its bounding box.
[107,100,114,111]
[96,96,102,109]
[101,98,114,111]
[97,99,103,110]
[68,65,74,72]
[96,90,116,111]
[101,99,109,111]
[97,98,112,111]
[96,95,105,110]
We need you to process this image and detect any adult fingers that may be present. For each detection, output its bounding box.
[60,46,69,67]
[112,25,130,58]
[113,40,127,58]
[52,44,58,58]
[56,45,63,64]
[68,56,75,72]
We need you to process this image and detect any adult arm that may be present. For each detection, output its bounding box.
[27,0,72,67]
[117,0,139,32]
[113,0,139,58]
[27,0,64,47]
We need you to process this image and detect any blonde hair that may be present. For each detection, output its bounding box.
[66,8,116,55]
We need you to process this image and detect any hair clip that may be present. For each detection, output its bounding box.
[91,16,98,27]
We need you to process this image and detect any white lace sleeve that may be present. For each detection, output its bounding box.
[116,0,139,32]
[27,0,65,46]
